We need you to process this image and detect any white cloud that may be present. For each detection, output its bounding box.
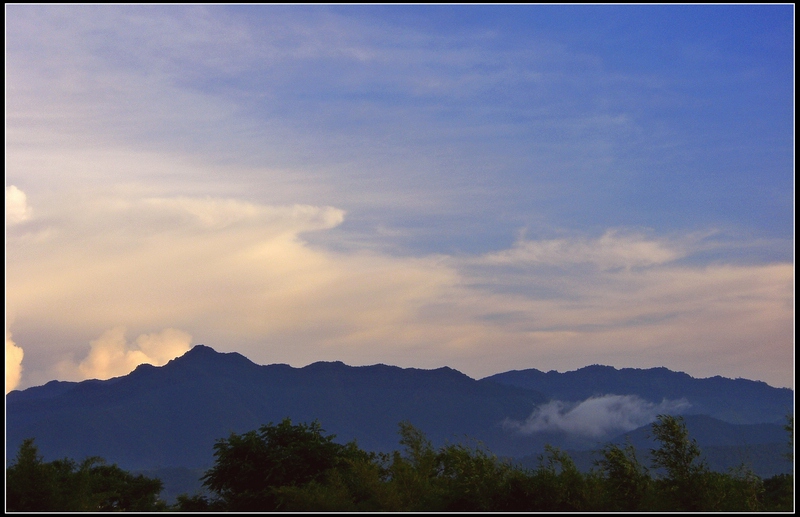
[5,192,458,385]
[134,328,197,365]
[4,190,794,389]
[503,395,691,438]
[6,329,25,394]
[57,327,192,381]
[5,185,32,225]
[480,230,685,270]
[141,197,345,233]
[3,7,792,393]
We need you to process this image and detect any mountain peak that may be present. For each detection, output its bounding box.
[183,343,218,356]
[164,344,256,371]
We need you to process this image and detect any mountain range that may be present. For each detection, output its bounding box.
[6,345,793,500]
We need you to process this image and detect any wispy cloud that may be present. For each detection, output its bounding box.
[5,6,793,390]
[503,395,691,438]
[5,191,793,388]
[479,230,686,270]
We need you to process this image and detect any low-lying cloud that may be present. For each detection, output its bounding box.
[504,395,691,438]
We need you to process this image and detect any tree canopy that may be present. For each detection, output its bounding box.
[7,414,793,512]
[6,438,166,512]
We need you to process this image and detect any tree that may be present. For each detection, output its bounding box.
[6,438,57,511]
[435,440,514,511]
[6,438,165,512]
[783,413,794,463]
[179,415,787,512]
[381,421,531,512]
[649,414,711,510]
[200,418,363,511]
[595,440,651,511]
[383,420,443,510]
[524,445,592,511]
[760,413,795,512]
[82,460,166,511]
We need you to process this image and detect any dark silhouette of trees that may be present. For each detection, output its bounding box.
[178,414,793,512]
[9,413,794,512]
[198,418,372,511]
[382,420,521,511]
[759,414,794,512]
[6,438,165,512]
[646,414,772,511]
[594,439,651,511]
[649,413,711,510]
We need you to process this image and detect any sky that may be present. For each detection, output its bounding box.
[5,5,795,392]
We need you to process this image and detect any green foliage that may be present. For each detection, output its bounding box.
[759,414,795,512]
[6,438,166,512]
[595,440,652,511]
[16,413,792,511]
[761,473,793,512]
[650,414,706,480]
[784,413,794,462]
[649,414,712,510]
[198,418,366,511]
[522,445,583,511]
[382,421,444,511]
[386,423,522,511]
[181,415,794,512]
[435,441,514,511]
[714,464,764,511]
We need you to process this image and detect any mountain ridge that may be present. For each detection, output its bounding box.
[484,363,793,425]
[7,345,792,476]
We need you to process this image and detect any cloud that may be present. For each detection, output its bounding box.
[503,395,691,438]
[140,197,345,233]
[453,253,794,388]
[133,328,197,365]
[4,191,794,389]
[6,185,32,225]
[57,327,192,381]
[479,230,686,270]
[4,7,793,393]
[5,192,458,385]
[4,5,645,224]
[6,329,25,394]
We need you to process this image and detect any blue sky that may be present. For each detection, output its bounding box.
[6,5,794,391]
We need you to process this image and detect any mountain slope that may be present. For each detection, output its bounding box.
[515,414,792,479]
[483,364,793,425]
[7,345,547,469]
[7,346,793,475]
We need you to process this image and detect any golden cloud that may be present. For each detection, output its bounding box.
[5,194,794,389]
[6,329,25,394]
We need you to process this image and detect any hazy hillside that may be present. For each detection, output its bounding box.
[7,345,548,469]
[516,413,793,479]
[484,364,793,425]
[7,345,792,479]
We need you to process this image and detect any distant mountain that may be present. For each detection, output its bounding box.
[7,346,793,481]
[483,364,793,425]
[6,345,547,469]
[609,414,791,449]
[516,414,793,479]
[521,444,792,480]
